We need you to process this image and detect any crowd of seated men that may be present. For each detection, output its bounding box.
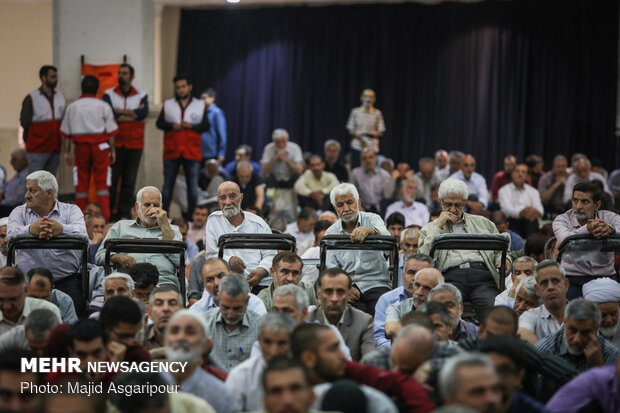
[0,138,619,413]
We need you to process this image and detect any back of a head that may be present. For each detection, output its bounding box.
[108,372,168,413]
[291,323,330,359]
[100,296,142,331]
[0,266,26,287]
[128,263,160,289]
[399,311,434,332]
[219,273,249,300]
[482,306,519,336]
[321,379,367,413]
[25,309,60,338]
[81,75,99,95]
[478,335,525,369]
[69,319,108,347]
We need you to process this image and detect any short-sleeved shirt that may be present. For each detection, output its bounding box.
[519,304,562,341]
[235,172,264,209]
[260,141,303,182]
[346,106,386,151]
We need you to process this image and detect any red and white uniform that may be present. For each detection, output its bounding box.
[102,86,147,149]
[60,95,118,219]
[26,89,65,153]
[162,97,205,161]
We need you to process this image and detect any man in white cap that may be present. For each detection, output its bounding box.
[582,277,620,349]
[0,217,7,267]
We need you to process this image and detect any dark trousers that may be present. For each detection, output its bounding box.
[350,148,361,170]
[444,266,499,321]
[55,274,86,318]
[110,147,143,220]
[507,217,539,239]
[251,285,268,295]
[0,205,16,218]
[566,274,619,300]
[162,157,200,218]
[352,286,391,317]
[298,194,333,211]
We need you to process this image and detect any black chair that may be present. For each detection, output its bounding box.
[428,233,511,291]
[556,234,620,264]
[217,233,297,257]
[103,238,187,306]
[7,234,90,312]
[319,235,399,288]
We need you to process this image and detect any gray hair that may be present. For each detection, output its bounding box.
[401,228,421,243]
[534,259,566,282]
[439,352,496,399]
[0,218,7,227]
[272,128,289,139]
[514,256,538,266]
[274,284,309,310]
[404,253,435,268]
[258,312,296,336]
[399,178,419,191]
[330,183,359,207]
[419,157,435,167]
[319,211,337,221]
[565,298,601,326]
[429,283,463,305]
[438,178,468,201]
[27,170,58,198]
[448,150,465,160]
[104,272,135,293]
[516,277,540,302]
[219,273,249,300]
[168,309,210,339]
[136,186,162,207]
[236,160,253,172]
[25,309,61,339]
[324,139,341,151]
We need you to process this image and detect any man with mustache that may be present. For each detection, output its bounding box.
[202,273,261,371]
[162,310,238,413]
[384,179,430,228]
[143,285,182,352]
[96,186,183,288]
[205,181,275,293]
[583,277,620,349]
[535,298,620,396]
[553,181,620,299]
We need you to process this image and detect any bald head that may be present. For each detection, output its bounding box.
[391,325,434,374]
[462,154,476,179]
[217,181,243,218]
[412,268,444,308]
[10,148,28,172]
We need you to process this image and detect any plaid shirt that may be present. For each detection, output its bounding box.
[203,308,261,372]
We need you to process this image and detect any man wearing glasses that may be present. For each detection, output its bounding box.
[419,178,509,320]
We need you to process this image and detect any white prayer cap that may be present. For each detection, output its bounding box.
[583,278,620,303]
[167,309,210,339]
[0,218,7,227]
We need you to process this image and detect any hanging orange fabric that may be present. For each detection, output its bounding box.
[81,63,122,98]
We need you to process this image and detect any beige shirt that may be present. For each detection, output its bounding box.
[0,297,62,336]
[294,170,340,197]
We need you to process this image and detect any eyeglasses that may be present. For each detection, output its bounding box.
[441,202,465,209]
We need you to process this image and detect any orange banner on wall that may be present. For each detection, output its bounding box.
[81,63,121,97]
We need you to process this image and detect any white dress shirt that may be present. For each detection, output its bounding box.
[384,200,430,227]
[285,221,314,255]
[189,289,267,316]
[225,354,266,412]
[205,210,276,287]
[498,182,544,218]
[449,170,489,208]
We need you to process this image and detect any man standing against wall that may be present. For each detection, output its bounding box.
[156,74,209,218]
[200,88,227,165]
[103,63,149,221]
[20,65,65,174]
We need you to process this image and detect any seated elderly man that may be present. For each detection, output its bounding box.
[384,267,444,342]
[518,260,570,345]
[449,154,488,212]
[25,267,78,323]
[284,207,317,252]
[257,252,317,311]
[494,256,537,308]
[294,154,339,209]
[225,312,296,412]
[324,183,392,315]
[415,157,441,206]
[205,181,275,293]
[385,179,430,228]
[8,170,87,309]
[563,156,612,204]
[351,148,390,214]
[535,298,620,396]
[553,181,620,299]
[203,273,261,371]
[260,128,304,188]
[0,309,60,355]
[0,267,61,336]
[498,163,544,238]
[88,272,135,320]
[189,257,266,315]
[428,283,478,341]
[582,277,620,349]
[512,277,542,317]
[96,186,183,288]
[162,310,238,413]
[374,253,434,347]
[419,178,508,319]
[234,160,265,211]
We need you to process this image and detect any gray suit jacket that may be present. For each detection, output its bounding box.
[307,305,376,361]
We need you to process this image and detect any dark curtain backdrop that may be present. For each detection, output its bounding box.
[177,0,618,180]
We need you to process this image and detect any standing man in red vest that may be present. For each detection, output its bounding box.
[61,75,118,220]
[156,74,209,218]
[102,64,149,221]
[20,65,65,175]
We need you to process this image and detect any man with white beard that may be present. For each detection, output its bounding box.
[205,181,275,294]
[162,310,238,413]
[583,277,620,349]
